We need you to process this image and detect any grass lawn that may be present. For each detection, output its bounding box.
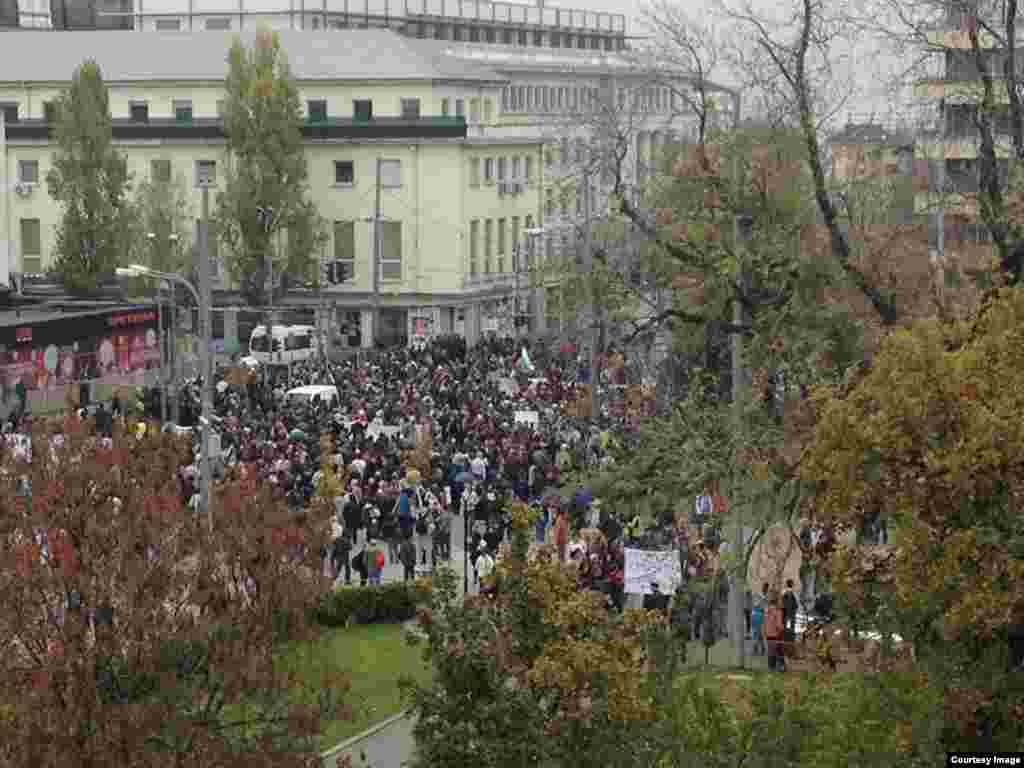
[282,622,432,751]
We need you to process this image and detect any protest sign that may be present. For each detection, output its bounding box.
[514,410,539,428]
[624,547,682,595]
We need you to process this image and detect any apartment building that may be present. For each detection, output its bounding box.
[913,1,1016,254]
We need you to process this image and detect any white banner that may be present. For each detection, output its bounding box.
[624,547,681,595]
[514,410,539,427]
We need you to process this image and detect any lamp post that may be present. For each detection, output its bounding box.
[523,227,544,338]
[146,232,180,423]
[118,263,212,533]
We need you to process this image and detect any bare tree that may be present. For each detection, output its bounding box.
[719,0,902,325]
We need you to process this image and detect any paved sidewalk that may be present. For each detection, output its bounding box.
[321,709,417,768]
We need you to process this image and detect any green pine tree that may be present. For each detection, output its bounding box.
[216,30,327,306]
[45,60,134,294]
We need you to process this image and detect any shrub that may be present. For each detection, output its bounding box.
[315,579,430,627]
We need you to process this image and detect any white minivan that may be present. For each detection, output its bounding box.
[285,385,340,409]
[248,325,319,366]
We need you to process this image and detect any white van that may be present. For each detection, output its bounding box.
[285,385,339,409]
[248,325,319,366]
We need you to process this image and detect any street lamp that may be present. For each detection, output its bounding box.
[117,264,213,534]
[146,233,180,424]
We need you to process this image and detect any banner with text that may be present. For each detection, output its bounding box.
[624,547,682,595]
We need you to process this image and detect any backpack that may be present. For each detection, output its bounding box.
[764,605,784,640]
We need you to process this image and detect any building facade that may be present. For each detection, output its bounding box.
[2,0,719,348]
[913,3,1012,256]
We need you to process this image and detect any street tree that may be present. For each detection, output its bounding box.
[45,61,134,294]
[216,30,327,306]
[125,168,193,287]
[802,286,1024,748]
[0,418,345,766]
[405,503,666,768]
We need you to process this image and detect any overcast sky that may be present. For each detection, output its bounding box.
[550,0,918,130]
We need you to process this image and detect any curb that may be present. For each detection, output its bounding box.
[320,708,414,765]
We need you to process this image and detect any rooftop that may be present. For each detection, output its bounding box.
[0,28,505,83]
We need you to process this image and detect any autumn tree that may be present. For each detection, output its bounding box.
[216,30,327,306]
[0,418,345,766]
[46,60,135,294]
[405,502,667,768]
[802,286,1024,748]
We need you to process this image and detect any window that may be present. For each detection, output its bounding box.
[441,97,450,117]
[1,102,19,124]
[155,18,181,30]
[511,156,521,180]
[497,157,507,181]
[43,100,58,123]
[151,158,172,183]
[470,98,480,123]
[401,98,421,120]
[334,160,354,186]
[173,99,192,123]
[20,217,42,273]
[455,98,465,117]
[195,159,216,186]
[525,155,534,182]
[545,148,553,168]
[380,159,401,188]
[470,158,481,187]
[353,99,373,121]
[205,17,230,29]
[18,160,38,185]
[216,99,226,118]
[533,31,543,46]
[380,221,402,280]
[484,219,493,273]
[576,188,583,216]
[435,23,448,39]
[518,30,527,45]
[550,32,560,47]
[308,99,328,122]
[511,217,520,266]
[485,26,495,43]
[469,26,480,42]
[561,189,569,216]
[484,158,494,184]
[575,141,585,164]
[497,218,506,272]
[503,28,513,44]
[560,138,569,165]
[131,101,150,122]
[469,219,480,276]
[483,98,493,123]
[333,220,355,281]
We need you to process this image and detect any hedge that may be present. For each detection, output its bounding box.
[314,579,430,627]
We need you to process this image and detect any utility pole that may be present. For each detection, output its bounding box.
[582,167,600,428]
[728,89,748,671]
[372,157,383,349]
[198,182,214,534]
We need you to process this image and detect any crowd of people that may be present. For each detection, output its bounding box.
[5,330,820,672]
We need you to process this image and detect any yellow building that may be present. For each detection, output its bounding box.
[0,28,544,346]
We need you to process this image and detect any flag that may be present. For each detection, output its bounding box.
[519,347,534,372]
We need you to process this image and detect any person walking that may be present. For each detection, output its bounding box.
[764,590,786,672]
[783,579,799,635]
[399,534,417,582]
